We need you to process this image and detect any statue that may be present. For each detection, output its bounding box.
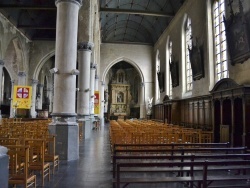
[147,97,153,115]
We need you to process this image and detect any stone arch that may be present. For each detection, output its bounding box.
[33,50,55,80]
[4,36,25,81]
[101,57,146,118]
[101,57,144,83]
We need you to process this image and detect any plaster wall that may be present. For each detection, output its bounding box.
[154,0,209,102]
[29,41,55,83]
[0,13,30,84]
[226,0,250,85]
[100,43,154,113]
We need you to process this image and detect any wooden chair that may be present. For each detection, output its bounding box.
[7,145,36,188]
[25,139,50,186]
[44,135,59,174]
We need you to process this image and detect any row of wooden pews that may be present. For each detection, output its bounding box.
[110,119,250,188]
[0,118,59,188]
[109,119,213,152]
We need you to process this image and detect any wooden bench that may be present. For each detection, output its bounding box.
[114,160,250,188]
[112,153,250,178]
[113,143,230,155]
[113,146,247,157]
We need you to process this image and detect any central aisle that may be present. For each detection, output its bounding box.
[45,123,113,188]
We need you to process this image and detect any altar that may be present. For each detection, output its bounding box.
[109,69,131,118]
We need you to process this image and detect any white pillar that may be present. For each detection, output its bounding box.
[77,42,94,117]
[49,0,82,161]
[90,63,96,115]
[30,79,38,118]
[9,80,15,118]
[95,75,99,116]
[140,82,146,118]
[100,81,105,126]
[47,88,52,113]
[95,75,99,91]
[37,84,44,110]
[18,72,26,86]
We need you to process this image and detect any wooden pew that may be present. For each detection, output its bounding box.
[113,146,247,156]
[114,160,250,188]
[112,153,250,179]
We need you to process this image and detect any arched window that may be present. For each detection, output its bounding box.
[185,17,192,91]
[213,0,228,81]
[155,50,160,102]
[168,40,173,98]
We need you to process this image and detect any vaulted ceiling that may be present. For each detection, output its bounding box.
[99,0,185,45]
[0,0,185,44]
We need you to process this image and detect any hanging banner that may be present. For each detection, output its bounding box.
[13,85,32,109]
[94,91,100,114]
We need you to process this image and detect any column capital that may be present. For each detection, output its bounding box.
[18,71,26,77]
[95,75,99,79]
[0,60,4,66]
[140,82,145,87]
[38,84,44,88]
[31,79,39,85]
[55,0,82,6]
[77,42,94,52]
[101,81,105,86]
[90,63,97,69]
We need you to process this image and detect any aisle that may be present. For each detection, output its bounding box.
[43,123,112,188]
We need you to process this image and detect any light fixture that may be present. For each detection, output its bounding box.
[76,88,80,91]
[71,69,79,75]
[84,88,90,92]
[49,68,59,74]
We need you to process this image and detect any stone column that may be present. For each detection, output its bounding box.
[9,80,15,118]
[46,88,53,113]
[37,84,44,110]
[30,79,38,118]
[140,82,146,118]
[95,75,99,91]
[77,42,93,117]
[94,75,99,116]
[49,0,82,161]
[0,60,4,106]
[18,71,26,86]
[90,63,96,116]
[100,81,105,126]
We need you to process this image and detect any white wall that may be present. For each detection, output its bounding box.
[100,43,154,118]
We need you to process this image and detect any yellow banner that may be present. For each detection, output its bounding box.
[94,91,100,114]
[13,85,32,109]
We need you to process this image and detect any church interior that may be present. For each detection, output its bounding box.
[1,0,250,187]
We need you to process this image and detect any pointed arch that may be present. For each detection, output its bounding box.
[33,50,55,80]
[101,57,144,83]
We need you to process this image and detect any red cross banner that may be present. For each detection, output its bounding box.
[94,91,100,114]
[13,85,32,109]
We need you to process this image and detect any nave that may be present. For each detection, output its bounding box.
[42,122,250,188]
[42,124,112,188]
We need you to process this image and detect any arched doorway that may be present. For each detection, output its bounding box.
[104,61,142,120]
[1,68,12,117]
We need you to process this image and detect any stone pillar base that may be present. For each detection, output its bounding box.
[78,117,91,140]
[49,122,79,161]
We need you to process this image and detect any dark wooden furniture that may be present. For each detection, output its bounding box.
[114,160,250,188]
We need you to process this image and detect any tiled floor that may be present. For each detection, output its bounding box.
[37,123,250,188]
[41,123,113,188]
